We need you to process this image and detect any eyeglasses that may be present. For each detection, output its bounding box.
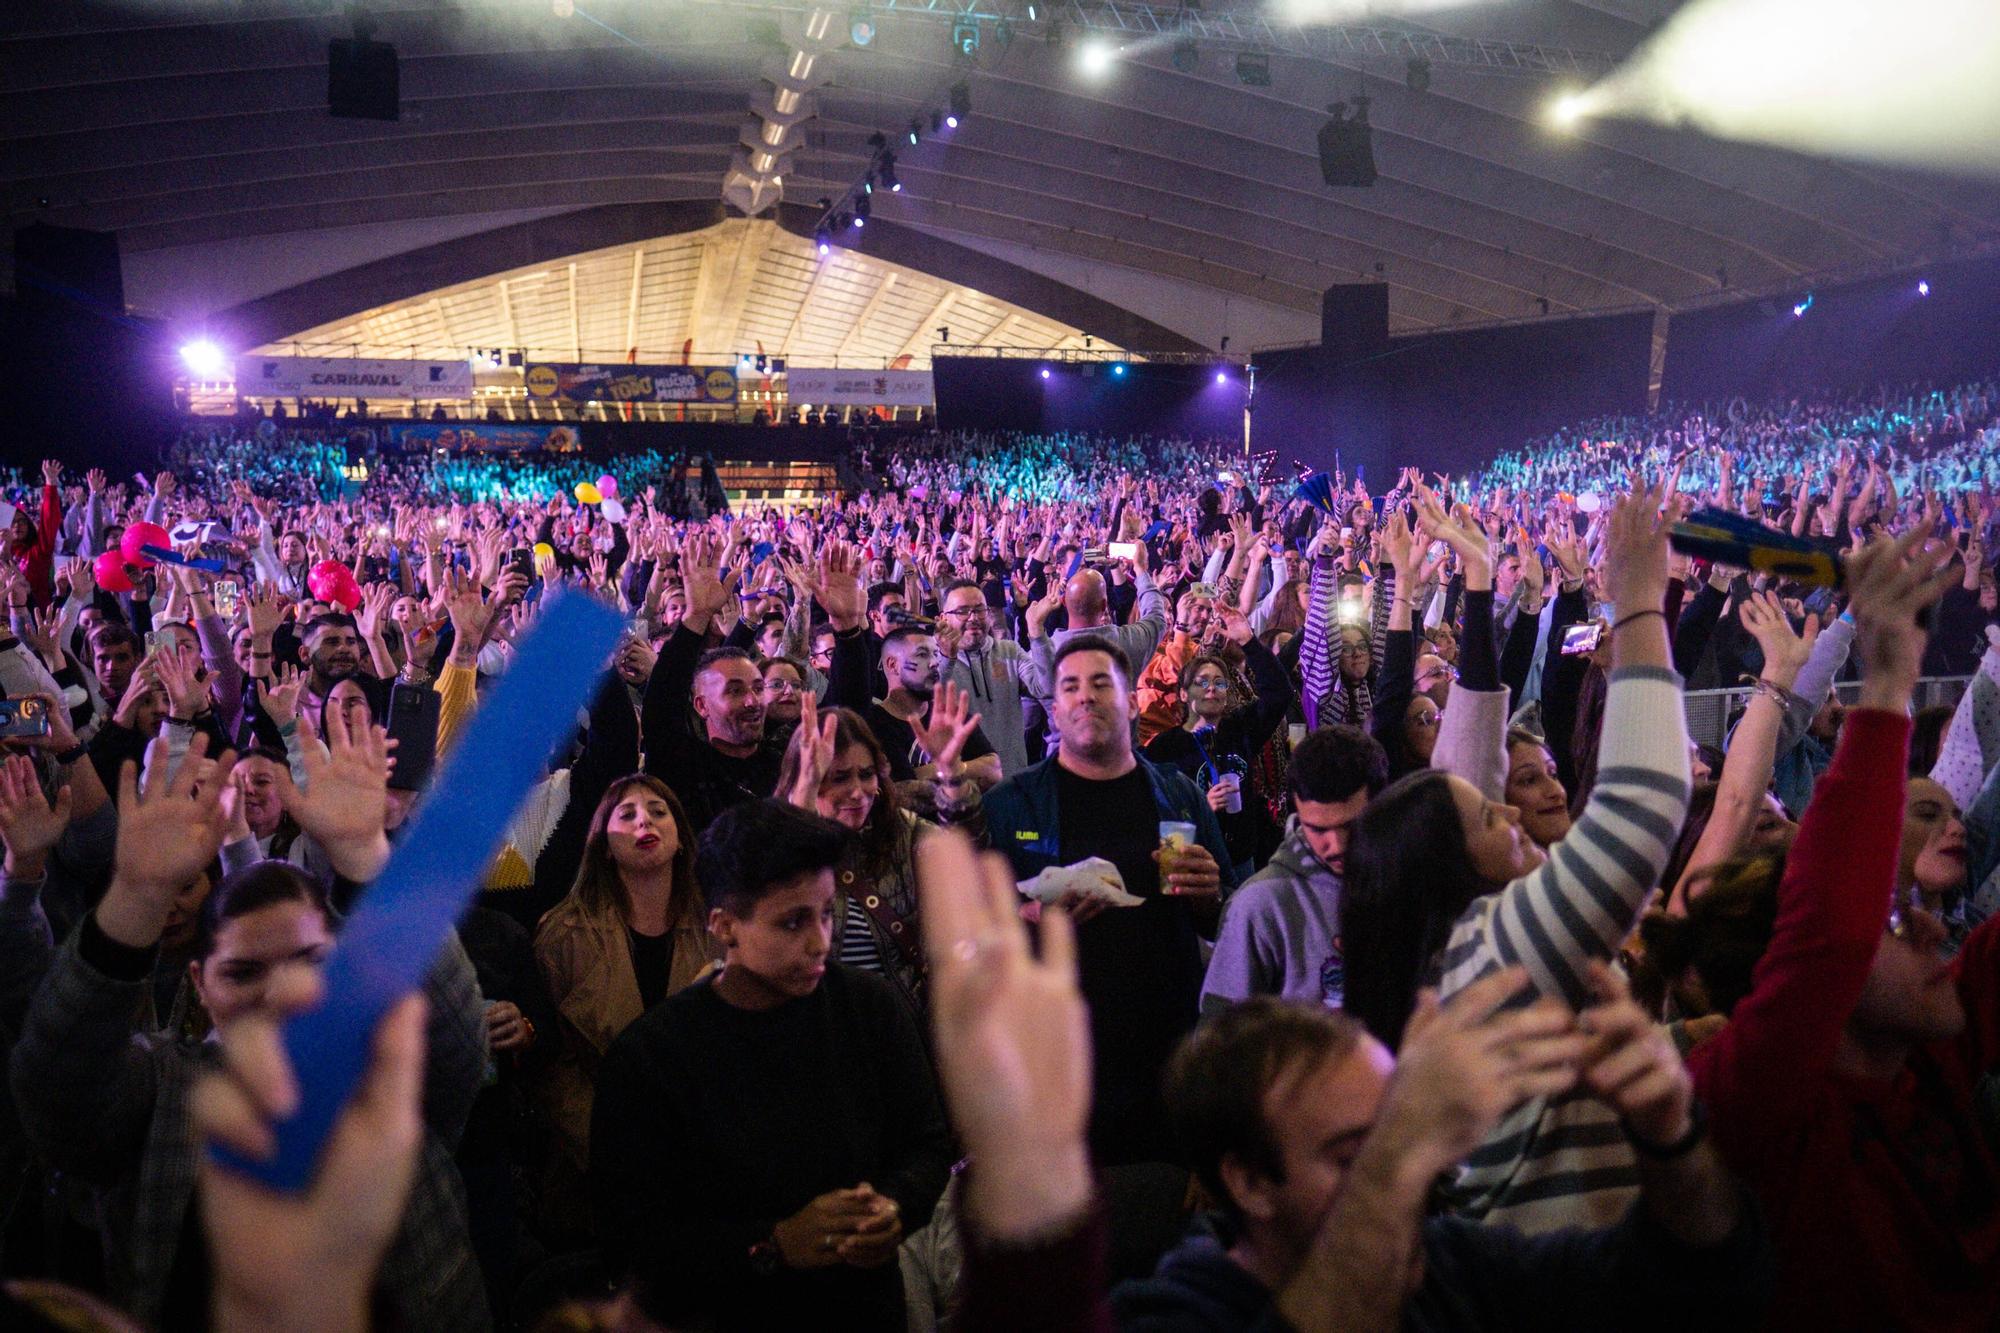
[1190,678,1231,693]
[1410,713,1441,728]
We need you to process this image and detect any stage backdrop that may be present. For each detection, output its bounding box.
[932,357,1247,443]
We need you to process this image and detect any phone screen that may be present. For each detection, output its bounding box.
[213,579,240,619]
[1560,622,1605,656]
[1108,541,1140,561]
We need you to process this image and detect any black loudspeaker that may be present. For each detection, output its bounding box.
[1320,284,1389,364]
[1318,102,1377,188]
[13,222,123,314]
[329,37,399,120]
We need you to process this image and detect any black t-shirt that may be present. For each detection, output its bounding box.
[866,701,995,782]
[628,924,675,1011]
[1054,763,1204,1166]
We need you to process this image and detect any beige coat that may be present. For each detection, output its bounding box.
[532,891,711,1177]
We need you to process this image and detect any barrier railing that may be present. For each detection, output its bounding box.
[1680,675,1968,751]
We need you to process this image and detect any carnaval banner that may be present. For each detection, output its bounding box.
[523,362,738,404]
[785,367,935,406]
[389,422,580,453]
[237,356,476,399]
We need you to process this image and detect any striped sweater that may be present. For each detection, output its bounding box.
[1437,664,1693,1234]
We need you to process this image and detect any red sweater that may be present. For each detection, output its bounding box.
[1689,708,2000,1331]
[9,483,59,608]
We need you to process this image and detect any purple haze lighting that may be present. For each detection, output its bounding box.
[945,114,959,129]
[1215,370,1227,384]
[1039,367,1051,380]
[1918,280,1931,296]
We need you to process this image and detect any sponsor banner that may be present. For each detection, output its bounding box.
[238,356,475,399]
[389,422,581,453]
[785,367,935,406]
[524,362,738,404]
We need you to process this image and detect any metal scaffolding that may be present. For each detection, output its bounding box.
[688,0,1621,80]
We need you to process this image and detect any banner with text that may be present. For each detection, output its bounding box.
[524,362,738,404]
[388,422,580,453]
[785,367,935,406]
[238,357,476,400]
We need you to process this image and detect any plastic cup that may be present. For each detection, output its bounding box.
[1158,820,1198,891]
[1215,773,1243,814]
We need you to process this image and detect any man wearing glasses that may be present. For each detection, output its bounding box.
[937,578,1046,777]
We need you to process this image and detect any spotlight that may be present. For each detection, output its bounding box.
[909,120,922,145]
[945,114,959,130]
[179,339,226,377]
[1026,2,1039,20]
[1112,363,1127,377]
[1318,98,1377,188]
[1547,90,1589,131]
[951,20,979,59]
[949,81,971,121]
[867,131,887,151]
[1216,371,1228,384]
[1405,57,1431,93]
[863,175,874,194]
[815,228,832,255]
[756,353,768,372]
[1235,52,1270,86]
[1918,280,1931,296]
[1039,366,1051,380]
[1791,293,1814,317]
[1079,39,1116,76]
[850,12,876,46]
[996,18,1015,49]
[879,155,901,191]
[855,193,871,222]
[930,110,943,133]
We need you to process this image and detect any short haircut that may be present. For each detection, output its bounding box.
[694,645,757,684]
[694,797,851,914]
[939,578,981,603]
[880,624,930,661]
[1288,726,1389,804]
[304,612,358,638]
[93,623,139,655]
[1050,634,1131,687]
[867,581,904,613]
[1167,999,1365,1222]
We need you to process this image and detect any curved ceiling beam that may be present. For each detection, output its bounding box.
[211,201,1207,355]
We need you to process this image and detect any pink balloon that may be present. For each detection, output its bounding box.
[328,574,363,612]
[94,550,133,594]
[307,559,351,603]
[121,521,172,568]
[596,474,619,498]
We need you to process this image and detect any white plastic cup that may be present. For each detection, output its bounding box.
[1215,772,1243,814]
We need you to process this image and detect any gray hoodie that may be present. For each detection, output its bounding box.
[1199,819,1343,1015]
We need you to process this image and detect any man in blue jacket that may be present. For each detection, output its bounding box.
[984,634,1233,1168]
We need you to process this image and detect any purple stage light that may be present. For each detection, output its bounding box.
[1039,367,1051,380]
[1918,280,1930,296]
[1215,371,1227,384]
[179,340,226,377]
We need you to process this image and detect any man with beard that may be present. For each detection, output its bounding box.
[825,624,1000,790]
[643,533,785,834]
[299,611,367,723]
[983,635,1233,1170]
[938,578,1045,777]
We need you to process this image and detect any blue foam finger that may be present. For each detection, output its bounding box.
[140,544,228,573]
[211,593,625,1191]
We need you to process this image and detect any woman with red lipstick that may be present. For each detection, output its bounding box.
[533,774,707,1235]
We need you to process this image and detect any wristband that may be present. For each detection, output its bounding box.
[1612,608,1664,633]
[1625,1098,1708,1161]
[53,742,87,766]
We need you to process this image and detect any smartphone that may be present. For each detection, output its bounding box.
[1108,541,1140,562]
[385,682,441,793]
[145,629,175,657]
[506,547,537,583]
[212,578,240,620]
[1560,622,1605,656]
[0,696,51,741]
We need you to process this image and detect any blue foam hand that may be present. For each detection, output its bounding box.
[210,592,625,1191]
[139,544,228,573]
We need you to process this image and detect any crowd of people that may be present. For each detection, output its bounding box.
[0,376,1994,1333]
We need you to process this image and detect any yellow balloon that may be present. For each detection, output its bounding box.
[533,542,555,561]
[574,481,602,505]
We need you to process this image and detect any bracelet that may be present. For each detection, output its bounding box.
[53,742,87,766]
[1612,608,1665,633]
[1744,675,1801,712]
[1625,1099,1709,1161]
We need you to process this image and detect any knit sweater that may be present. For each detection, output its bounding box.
[1439,664,1692,1234]
[1690,709,2000,1331]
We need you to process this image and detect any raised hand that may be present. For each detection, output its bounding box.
[276,706,394,882]
[354,581,394,642]
[1738,590,1818,688]
[98,734,237,948]
[916,829,1092,1240]
[1378,510,1419,582]
[0,752,73,874]
[1574,961,1694,1150]
[262,663,306,729]
[786,692,838,811]
[1213,603,1253,646]
[247,582,288,640]
[1600,478,1671,616]
[155,642,211,721]
[911,680,984,776]
[40,458,61,488]
[810,540,865,632]
[1024,582,1064,639]
[194,968,427,1333]
[1847,520,1958,709]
